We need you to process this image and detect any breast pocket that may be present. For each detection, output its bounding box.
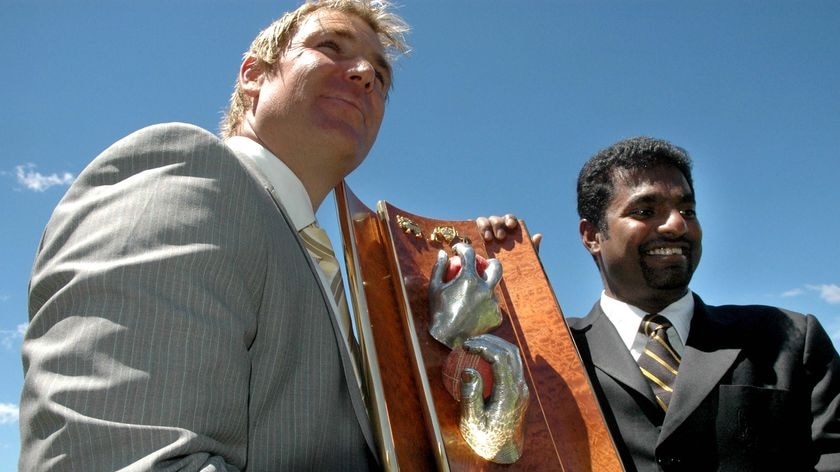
[716,384,809,471]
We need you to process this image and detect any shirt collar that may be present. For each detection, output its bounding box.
[599,290,694,353]
[225,136,315,231]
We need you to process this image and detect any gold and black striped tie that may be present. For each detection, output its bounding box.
[638,314,681,411]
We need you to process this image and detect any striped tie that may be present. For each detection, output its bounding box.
[299,223,356,356]
[638,314,681,412]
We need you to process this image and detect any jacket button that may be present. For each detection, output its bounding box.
[657,456,682,467]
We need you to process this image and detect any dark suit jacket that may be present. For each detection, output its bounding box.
[21,123,376,471]
[569,293,840,472]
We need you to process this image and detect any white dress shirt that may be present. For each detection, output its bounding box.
[599,290,693,361]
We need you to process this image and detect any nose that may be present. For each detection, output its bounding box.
[659,209,688,237]
[346,58,375,92]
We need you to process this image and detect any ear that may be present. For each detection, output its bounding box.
[239,55,263,98]
[580,219,601,256]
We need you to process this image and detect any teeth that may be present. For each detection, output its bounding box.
[648,247,683,256]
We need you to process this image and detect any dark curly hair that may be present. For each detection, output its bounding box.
[577,136,694,234]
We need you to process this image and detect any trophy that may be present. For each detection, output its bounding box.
[336,182,625,471]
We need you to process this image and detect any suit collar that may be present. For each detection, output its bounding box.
[599,290,693,359]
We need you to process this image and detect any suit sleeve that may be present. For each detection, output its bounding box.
[20,123,271,471]
[804,314,840,471]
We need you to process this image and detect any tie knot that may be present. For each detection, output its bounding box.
[642,314,672,337]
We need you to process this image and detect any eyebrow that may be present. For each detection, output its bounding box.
[627,192,695,207]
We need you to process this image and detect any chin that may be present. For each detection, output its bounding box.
[318,142,369,174]
[643,267,694,291]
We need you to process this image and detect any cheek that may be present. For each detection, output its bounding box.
[277,58,321,98]
[257,76,296,113]
[608,241,635,262]
[693,234,703,261]
[369,100,385,131]
[360,106,384,149]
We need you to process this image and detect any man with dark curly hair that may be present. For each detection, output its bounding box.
[571,136,840,471]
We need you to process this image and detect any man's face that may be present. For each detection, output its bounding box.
[248,9,390,177]
[582,165,703,312]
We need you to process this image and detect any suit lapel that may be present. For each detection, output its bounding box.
[580,304,658,406]
[236,154,353,367]
[234,154,378,459]
[580,296,743,444]
[660,295,741,441]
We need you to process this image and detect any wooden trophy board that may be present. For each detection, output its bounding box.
[336,183,624,472]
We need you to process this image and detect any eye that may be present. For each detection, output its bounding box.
[679,208,697,219]
[629,208,654,219]
[374,69,388,89]
[317,40,341,53]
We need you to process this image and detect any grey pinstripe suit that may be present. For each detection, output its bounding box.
[20,123,376,471]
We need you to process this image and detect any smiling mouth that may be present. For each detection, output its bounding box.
[646,247,684,256]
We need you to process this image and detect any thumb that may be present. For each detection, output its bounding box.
[483,258,503,288]
[429,249,448,290]
[459,368,484,422]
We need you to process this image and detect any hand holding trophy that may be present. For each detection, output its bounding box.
[428,243,503,349]
[458,334,529,464]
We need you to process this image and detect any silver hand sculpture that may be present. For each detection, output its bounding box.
[459,334,530,464]
[427,243,503,349]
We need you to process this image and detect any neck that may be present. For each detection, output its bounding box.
[235,127,342,211]
[606,288,689,314]
[298,175,335,211]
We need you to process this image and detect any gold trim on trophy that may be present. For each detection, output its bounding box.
[430,226,471,246]
[397,215,423,238]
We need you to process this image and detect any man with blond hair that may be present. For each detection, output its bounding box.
[21,1,408,470]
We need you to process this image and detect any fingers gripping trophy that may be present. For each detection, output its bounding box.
[428,243,530,464]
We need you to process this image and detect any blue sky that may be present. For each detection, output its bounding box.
[2,0,839,468]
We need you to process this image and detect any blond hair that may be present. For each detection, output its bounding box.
[220,0,410,138]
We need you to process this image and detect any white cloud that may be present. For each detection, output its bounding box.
[14,163,75,192]
[814,284,840,304]
[0,403,18,425]
[783,285,840,305]
[0,323,27,350]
